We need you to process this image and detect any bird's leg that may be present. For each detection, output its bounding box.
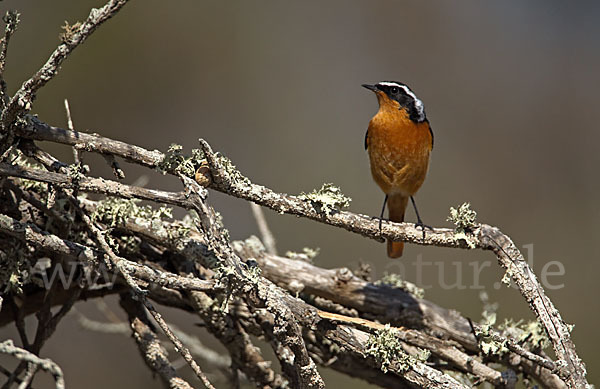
[410,196,432,242]
[377,194,388,236]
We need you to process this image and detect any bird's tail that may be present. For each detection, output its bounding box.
[387,194,408,258]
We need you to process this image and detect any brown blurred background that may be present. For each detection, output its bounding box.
[0,0,598,387]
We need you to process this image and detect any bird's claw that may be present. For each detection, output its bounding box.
[375,216,387,237]
[414,221,432,242]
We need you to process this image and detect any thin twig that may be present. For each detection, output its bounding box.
[63,99,79,164]
[0,11,19,108]
[250,203,277,255]
[16,360,38,389]
[119,292,194,389]
[1,0,130,139]
[0,163,192,209]
[102,153,125,179]
[0,340,64,389]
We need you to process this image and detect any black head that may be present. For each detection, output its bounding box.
[362,81,426,123]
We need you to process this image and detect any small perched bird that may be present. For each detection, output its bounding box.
[363,81,433,258]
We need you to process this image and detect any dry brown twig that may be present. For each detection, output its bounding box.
[250,202,278,255]
[0,340,64,389]
[119,293,194,389]
[1,0,131,156]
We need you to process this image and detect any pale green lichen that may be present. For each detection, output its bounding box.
[501,267,513,287]
[92,197,173,228]
[285,247,320,262]
[447,202,477,231]
[447,203,478,248]
[479,291,499,326]
[213,152,251,185]
[8,148,47,195]
[59,20,81,42]
[156,144,204,177]
[0,246,27,294]
[181,212,201,233]
[165,222,191,243]
[365,324,413,373]
[298,183,351,215]
[100,229,120,253]
[245,262,262,284]
[374,272,425,299]
[117,235,140,255]
[477,291,509,355]
[476,292,550,356]
[415,348,431,362]
[500,318,550,351]
[232,235,266,255]
[67,162,89,182]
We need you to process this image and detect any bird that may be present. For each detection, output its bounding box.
[362,81,433,258]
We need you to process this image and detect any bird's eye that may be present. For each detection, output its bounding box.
[390,87,399,94]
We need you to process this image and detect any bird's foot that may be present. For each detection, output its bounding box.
[370,215,387,238]
[414,220,433,242]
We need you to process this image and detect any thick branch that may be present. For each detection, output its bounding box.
[236,237,562,375]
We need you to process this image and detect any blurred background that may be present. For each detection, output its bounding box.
[0,0,598,387]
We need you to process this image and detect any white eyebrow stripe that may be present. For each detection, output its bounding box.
[376,82,425,121]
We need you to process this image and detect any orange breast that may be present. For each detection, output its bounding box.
[366,96,432,196]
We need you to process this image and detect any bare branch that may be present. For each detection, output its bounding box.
[63,99,79,164]
[0,11,19,107]
[1,0,130,135]
[0,163,192,208]
[19,117,164,167]
[250,203,277,255]
[119,292,194,389]
[0,340,64,389]
[102,153,125,179]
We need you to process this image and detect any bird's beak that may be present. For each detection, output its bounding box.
[362,84,378,92]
